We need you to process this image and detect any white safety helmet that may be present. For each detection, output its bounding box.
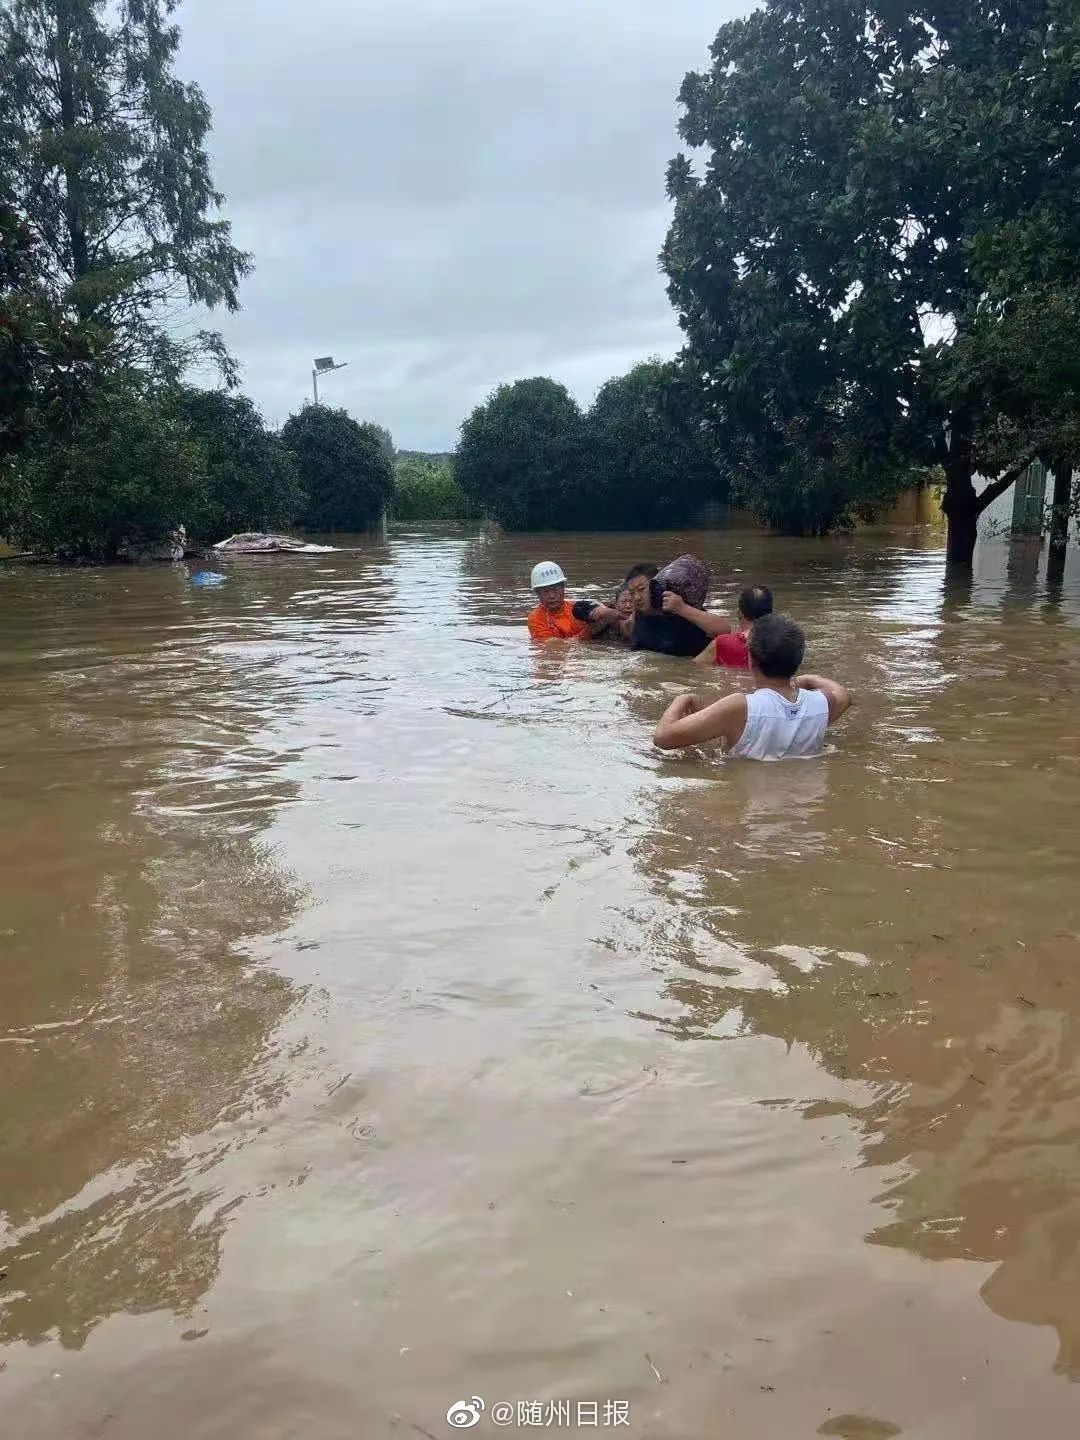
[530,561,567,590]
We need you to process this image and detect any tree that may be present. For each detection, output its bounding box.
[949,284,1080,565]
[178,389,304,543]
[0,0,250,379]
[663,0,1080,564]
[0,377,206,562]
[584,359,721,529]
[370,424,396,464]
[0,200,100,474]
[455,377,585,530]
[392,454,473,523]
[280,404,394,532]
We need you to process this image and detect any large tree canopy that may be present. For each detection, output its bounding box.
[0,0,250,377]
[0,0,256,560]
[0,199,99,471]
[281,404,394,533]
[584,359,720,529]
[663,0,1080,561]
[454,377,585,531]
[0,376,206,562]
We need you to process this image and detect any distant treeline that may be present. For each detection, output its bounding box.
[453,361,720,532]
[392,454,475,523]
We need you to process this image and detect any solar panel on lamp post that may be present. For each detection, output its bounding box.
[312,355,348,406]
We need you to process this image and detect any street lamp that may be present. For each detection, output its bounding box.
[312,355,348,405]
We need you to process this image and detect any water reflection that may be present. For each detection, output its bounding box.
[0,560,321,1347]
[628,535,1080,1372]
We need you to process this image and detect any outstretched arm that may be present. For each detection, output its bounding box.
[654,691,747,751]
[661,592,732,638]
[577,602,620,639]
[693,639,716,665]
[797,674,853,723]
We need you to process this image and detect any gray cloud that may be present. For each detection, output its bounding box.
[180,0,741,447]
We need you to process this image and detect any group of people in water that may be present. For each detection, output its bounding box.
[525,554,852,761]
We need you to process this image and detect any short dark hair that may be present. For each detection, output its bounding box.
[748,613,805,679]
[624,563,659,581]
[738,585,773,621]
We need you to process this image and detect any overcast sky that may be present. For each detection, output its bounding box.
[179,0,744,450]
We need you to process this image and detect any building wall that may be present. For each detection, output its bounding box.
[878,483,944,528]
[976,463,1079,542]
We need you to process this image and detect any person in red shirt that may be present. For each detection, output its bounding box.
[686,584,774,668]
[526,561,618,642]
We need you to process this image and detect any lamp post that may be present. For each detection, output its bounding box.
[312,355,348,405]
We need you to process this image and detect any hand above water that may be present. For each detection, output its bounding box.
[660,590,687,616]
[667,693,701,720]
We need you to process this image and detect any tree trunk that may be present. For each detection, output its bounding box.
[1048,461,1072,561]
[1047,460,1073,585]
[942,461,979,568]
[56,2,90,283]
[943,450,1035,569]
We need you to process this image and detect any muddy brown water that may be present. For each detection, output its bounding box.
[2,528,1080,1439]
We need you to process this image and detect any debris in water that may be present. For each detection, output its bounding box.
[645,1353,664,1384]
[817,1417,901,1439]
[1016,994,1037,1008]
[212,532,336,554]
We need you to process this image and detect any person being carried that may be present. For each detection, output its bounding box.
[653,613,852,760]
[686,584,773,668]
[526,561,618,642]
[573,583,635,643]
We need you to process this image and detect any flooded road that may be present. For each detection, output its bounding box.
[2,528,1080,1439]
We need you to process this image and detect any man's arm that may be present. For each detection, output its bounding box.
[796,674,853,724]
[693,639,717,665]
[653,691,747,751]
[661,591,732,638]
[580,602,620,639]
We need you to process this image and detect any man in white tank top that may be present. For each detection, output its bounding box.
[653,614,852,760]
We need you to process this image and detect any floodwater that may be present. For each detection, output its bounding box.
[2,528,1079,1440]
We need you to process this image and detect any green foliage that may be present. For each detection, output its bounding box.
[455,377,585,530]
[954,287,1080,474]
[731,434,909,535]
[281,404,394,532]
[662,0,1080,556]
[454,366,730,531]
[0,0,249,380]
[178,389,304,542]
[0,0,257,561]
[392,454,474,523]
[584,359,720,528]
[0,201,103,471]
[0,378,206,563]
[370,424,396,464]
